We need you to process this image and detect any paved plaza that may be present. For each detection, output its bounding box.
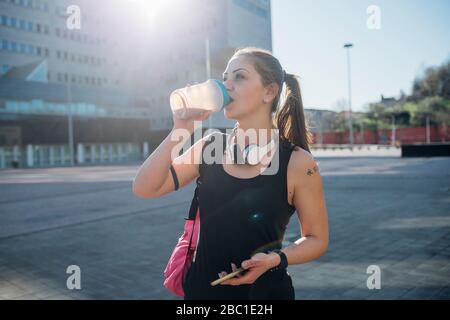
[0,151,449,299]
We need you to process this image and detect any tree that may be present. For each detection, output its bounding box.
[416,96,450,126]
[411,59,450,100]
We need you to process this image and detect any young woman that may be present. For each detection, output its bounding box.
[133,47,329,300]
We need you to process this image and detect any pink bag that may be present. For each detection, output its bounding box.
[163,133,219,297]
[163,207,200,297]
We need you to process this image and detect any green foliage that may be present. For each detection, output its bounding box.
[360,57,450,129]
[411,60,450,100]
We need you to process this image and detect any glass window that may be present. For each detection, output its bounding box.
[1,16,7,26]
[20,43,26,53]
[27,21,33,31]
[11,41,17,52]
[27,44,34,54]
[19,19,26,29]
[10,17,16,27]
[2,65,10,74]
[1,40,8,50]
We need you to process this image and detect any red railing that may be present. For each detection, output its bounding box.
[312,125,450,145]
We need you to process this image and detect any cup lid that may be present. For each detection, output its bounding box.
[212,79,232,109]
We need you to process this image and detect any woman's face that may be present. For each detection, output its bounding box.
[222,56,267,120]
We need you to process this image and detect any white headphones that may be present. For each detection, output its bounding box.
[225,128,278,166]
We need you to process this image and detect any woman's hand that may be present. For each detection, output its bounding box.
[172,83,212,134]
[217,252,280,286]
[172,110,211,135]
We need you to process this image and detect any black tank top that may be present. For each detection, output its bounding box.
[183,132,296,300]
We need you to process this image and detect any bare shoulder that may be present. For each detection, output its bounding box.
[288,146,321,183]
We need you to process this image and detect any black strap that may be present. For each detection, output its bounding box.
[186,131,225,254]
[169,164,179,191]
[268,249,288,272]
[186,183,199,220]
[185,131,223,220]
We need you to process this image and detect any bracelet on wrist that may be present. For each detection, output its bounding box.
[268,249,288,272]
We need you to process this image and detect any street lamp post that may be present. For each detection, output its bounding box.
[391,114,396,146]
[66,76,75,166]
[66,24,76,166]
[344,43,354,145]
[361,119,365,144]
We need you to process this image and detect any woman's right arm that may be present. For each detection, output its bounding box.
[132,111,211,198]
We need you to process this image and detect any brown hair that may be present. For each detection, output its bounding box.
[231,47,313,153]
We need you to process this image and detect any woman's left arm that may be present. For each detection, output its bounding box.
[276,148,329,265]
[219,149,329,286]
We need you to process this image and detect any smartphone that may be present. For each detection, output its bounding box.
[210,267,245,287]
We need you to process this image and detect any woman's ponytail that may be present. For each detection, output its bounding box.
[276,73,313,153]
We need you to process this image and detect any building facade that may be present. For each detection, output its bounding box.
[0,0,273,168]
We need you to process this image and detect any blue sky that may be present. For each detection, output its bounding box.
[271,0,450,112]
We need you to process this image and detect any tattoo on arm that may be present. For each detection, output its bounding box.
[306,165,319,176]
